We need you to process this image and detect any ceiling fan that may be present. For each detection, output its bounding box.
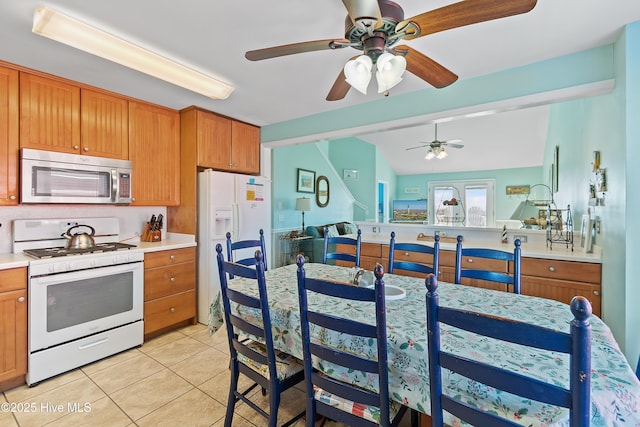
[406,123,464,159]
[245,0,537,101]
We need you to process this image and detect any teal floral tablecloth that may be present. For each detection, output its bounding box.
[209,263,640,426]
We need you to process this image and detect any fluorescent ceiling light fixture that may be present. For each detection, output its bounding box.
[32,6,234,99]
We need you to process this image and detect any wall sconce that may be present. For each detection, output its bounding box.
[295,197,311,233]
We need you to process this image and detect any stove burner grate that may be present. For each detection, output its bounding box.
[23,242,137,259]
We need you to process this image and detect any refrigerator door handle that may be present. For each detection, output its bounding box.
[232,203,240,238]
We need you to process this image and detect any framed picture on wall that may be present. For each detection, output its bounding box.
[297,168,316,193]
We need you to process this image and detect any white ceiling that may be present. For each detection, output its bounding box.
[1,1,638,175]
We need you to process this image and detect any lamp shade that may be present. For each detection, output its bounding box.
[375,52,406,93]
[436,148,448,159]
[425,150,435,160]
[510,200,540,221]
[344,55,373,95]
[295,197,311,212]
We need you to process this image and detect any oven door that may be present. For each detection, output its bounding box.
[29,261,143,352]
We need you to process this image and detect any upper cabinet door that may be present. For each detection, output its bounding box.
[81,89,129,159]
[0,66,19,205]
[19,73,80,154]
[129,101,180,206]
[196,110,232,169]
[231,121,260,174]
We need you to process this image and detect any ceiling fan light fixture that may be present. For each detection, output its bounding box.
[344,55,373,95]
[425,150,436,160]
[375,52,406,93]
[436,148,448,159]
[32,6,234,99]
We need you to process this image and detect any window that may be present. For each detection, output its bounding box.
[428,179,495,227]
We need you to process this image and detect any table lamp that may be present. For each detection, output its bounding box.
[295,197,311,234]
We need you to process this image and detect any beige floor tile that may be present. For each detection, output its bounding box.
[169,347,230,386]
[177,322,208,336]
[145,336,211,366]
[11,375,106,427]
[235,385,306,427]
[87,352,164,394]
[211,412,256,427]
[138,330,185,353]
[81,347,142,376]
[44,396,132,427]
[109,368,193,421]
[0,393,19,427]
[198,369,255,406]
[4,369,86,403]
[190,326,220,347]
[136,388,225,427]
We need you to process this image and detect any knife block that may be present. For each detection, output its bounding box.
[141,223,162,242]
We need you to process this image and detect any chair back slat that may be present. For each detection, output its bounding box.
[323,228,362,267]
[228,314,264,340]
[388,231,440,277]
[454,235,522,294]
[425,274,591,427]
[297,257,405,427]
[310,343,379,373]
[308,310,377,338]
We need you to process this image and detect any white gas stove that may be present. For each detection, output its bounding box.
[13,217,144,386]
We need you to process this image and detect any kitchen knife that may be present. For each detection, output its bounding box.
[149,214,156,231]
[156,214,163,231]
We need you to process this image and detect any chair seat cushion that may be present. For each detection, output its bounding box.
[237,340,304,381]
[313,386,403,425]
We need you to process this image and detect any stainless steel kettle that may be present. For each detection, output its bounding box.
[62,225,96,249]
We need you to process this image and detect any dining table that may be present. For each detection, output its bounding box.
[208,262,640,426]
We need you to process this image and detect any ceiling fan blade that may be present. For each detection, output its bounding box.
[326,67,352,101]
[406,145,429,151]
[245,39,350,61]
[396,0,537,40]
[445,141,465,149]
[342,0,382,29]
[395,45,458,88]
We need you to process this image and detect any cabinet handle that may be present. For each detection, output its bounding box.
[404,252,410,256]
[170,277,176,282]
[170,307,176,313]
[593,291,600,296]
[83,146,89,152]
[467,258,473,263]
[73,145,79,150]
[169,255,175,261]
[548,266,556,272]
[18,296,25,303]
[9,195,16,200]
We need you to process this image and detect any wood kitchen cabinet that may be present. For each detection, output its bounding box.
[335,242,389,271]
[0,267,27,390]
[520,257,602,317]
[143,247,196,338]
[19,73,81,154]
[80,89,128,159]
[439,249,511,292]
[180,106,260,174]
[0,66,19,205]
[129,101,180,206]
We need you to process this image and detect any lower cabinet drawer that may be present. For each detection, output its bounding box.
[520,258,601,283]
[144,261,195,300]
[521,275,601,317]
[144,290,196,335]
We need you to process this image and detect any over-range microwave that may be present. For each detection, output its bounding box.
[20,148,133,205]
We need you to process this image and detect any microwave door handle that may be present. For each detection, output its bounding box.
[111,170,118,202]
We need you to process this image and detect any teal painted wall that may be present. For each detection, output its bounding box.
[328,138,376,221]
[272,142,354,232]
[396,167,543,222]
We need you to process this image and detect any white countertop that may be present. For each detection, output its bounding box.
[355,232,602,263]
[0,233,197,270]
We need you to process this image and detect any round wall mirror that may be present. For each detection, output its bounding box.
[316,176,329,207]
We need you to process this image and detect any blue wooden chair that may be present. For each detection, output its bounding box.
[226,229,267,278]
[216,245,305,427]
[296,256,412,427]
[425,274,592,427]
[454,235,522,293]
[388,232,440,278]
[322,227,362,267]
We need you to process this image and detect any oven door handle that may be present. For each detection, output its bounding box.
[78,337,109,350]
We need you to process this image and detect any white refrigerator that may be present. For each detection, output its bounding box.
[197,169,272,324]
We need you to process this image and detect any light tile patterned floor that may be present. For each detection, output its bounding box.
[1,324,414,427]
